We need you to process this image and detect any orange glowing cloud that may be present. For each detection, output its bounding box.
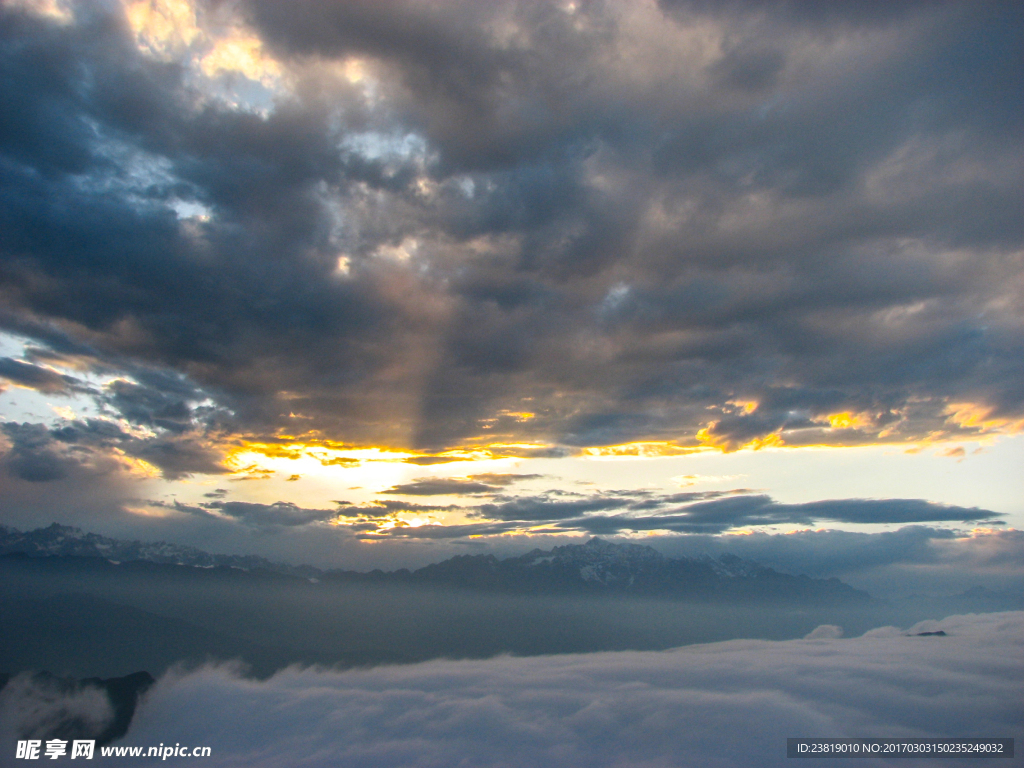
[582,441,704,459]
[944,402,1024,434]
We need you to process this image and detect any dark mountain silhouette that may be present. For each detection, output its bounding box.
[325,537,871,603]
[1,524,869,603]
[0,523,319,578]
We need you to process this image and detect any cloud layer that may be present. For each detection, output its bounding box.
[100,611,1023,767]
[0,0,1021,461]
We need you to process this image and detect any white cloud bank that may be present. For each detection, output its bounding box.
[98,612,1024,768]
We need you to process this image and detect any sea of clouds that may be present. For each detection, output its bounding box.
[21,612,1005,767]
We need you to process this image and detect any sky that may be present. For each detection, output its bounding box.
[0,0,1022,582]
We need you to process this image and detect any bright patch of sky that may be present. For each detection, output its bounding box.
[70,140,213,222]
[144,435,1024,535]
[0,333,150,433]
[340,131,432,165]
[170,199,213,220]
[3,319,1021,535]
[0,342,99,424]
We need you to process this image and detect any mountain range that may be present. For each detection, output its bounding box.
[1,524,868,602]
[0,523,321,578]
[324,537,869,602]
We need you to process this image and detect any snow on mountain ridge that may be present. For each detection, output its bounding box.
[1,526,870,601]
[516,537,766,583]
[0,523,318,577]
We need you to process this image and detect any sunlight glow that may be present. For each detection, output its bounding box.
[945,402,1024,434]
[200,35,281,84]
[125,0,200,58]
[825,412,869,430]
[582,442,704,459]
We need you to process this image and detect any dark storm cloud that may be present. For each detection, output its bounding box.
[166,499,343,528]
[657,0,937,24]
[1,422,88,482]
[48,417,229,480]
[382,478,505,496]
[0,417,226,482]
[560,495,1002,535]
[207,501,341,527]
[381,473,543,496]
[101,375,216,434]
[0,2,411,442]
[0,418,191,484]
[453,489,1002,533]
[0,0,1021,457]
[0,358,83,395]
[166,496,467,533]
[473,494,635,522]
[783,498,1003,526]
[626,490,733,510]
[129,436,228,479]
[370,521,524,540]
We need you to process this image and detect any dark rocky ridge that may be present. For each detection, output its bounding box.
[0,670,153,746]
